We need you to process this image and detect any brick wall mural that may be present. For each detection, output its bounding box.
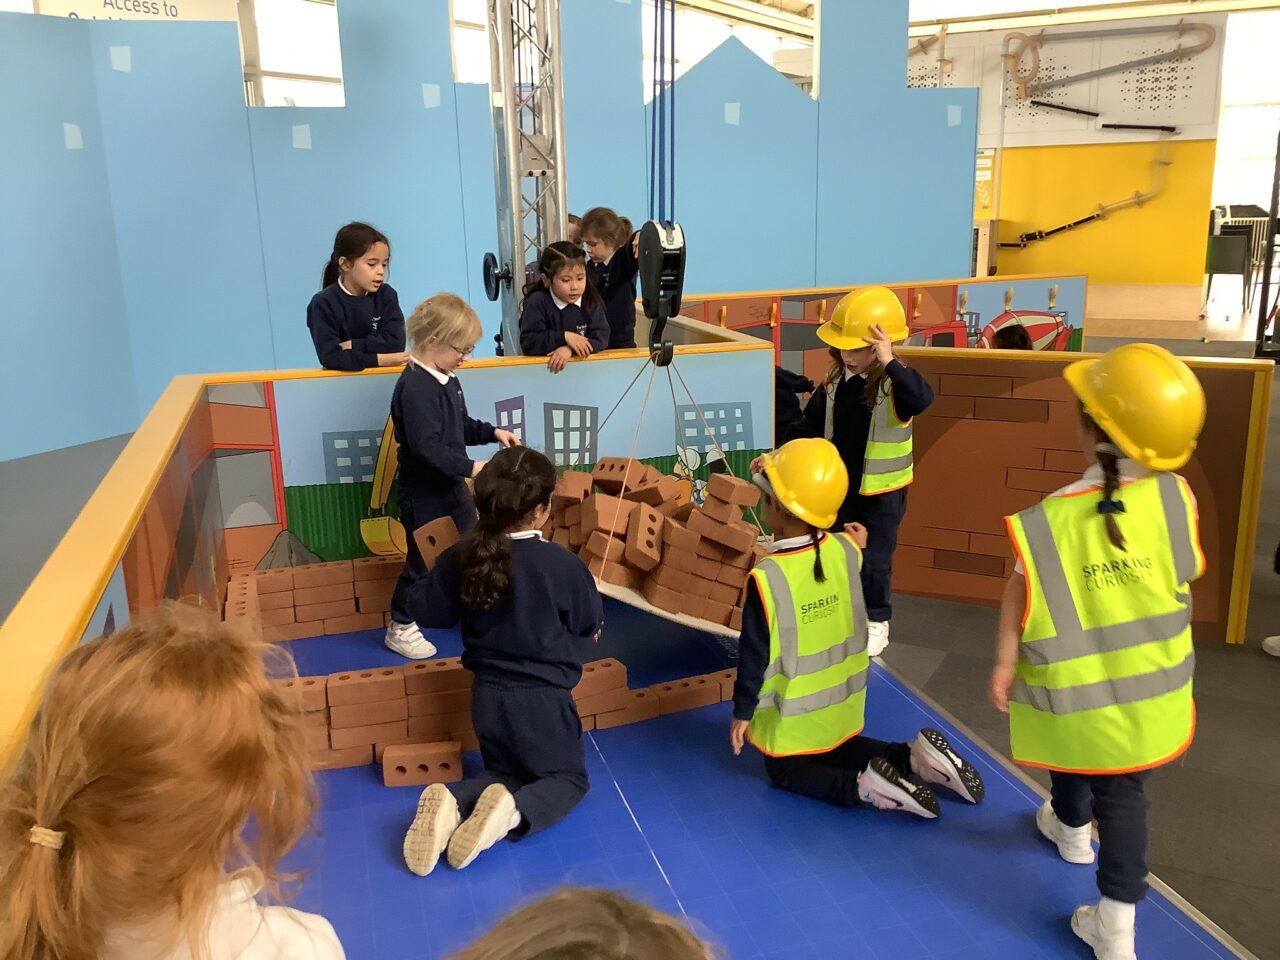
[895,352,1259,642]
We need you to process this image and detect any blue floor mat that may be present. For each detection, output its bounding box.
[282,628,1239,960]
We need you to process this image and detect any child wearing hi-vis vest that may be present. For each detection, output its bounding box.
[989,344,1206,960]
[731,438,985,818]
[788,287,933,659]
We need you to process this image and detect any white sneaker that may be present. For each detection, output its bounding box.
[384,620,437,660]
[403,784,460,876]
[1071,898,1137,960]
[1262,635,1280,657]
[857,757,940,819]
[867,621,890,658]
[1037,800,1096,864]
[447,783,520,870]
[911,728,985,804]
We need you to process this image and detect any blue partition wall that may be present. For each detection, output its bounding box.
[1,0,978,461]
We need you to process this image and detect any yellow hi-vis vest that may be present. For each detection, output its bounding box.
[1005,472,1204,774]
[747,533,869,757]
[825,384,914,496]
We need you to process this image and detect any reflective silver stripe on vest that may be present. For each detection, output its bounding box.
[1158,472,1197,585]
[1013,650,1195,715]
[756,668,870,718]
[863,452,915,476]
[872,397,912,442]
[824,387,835,441]
[759,537,866,683]
[1018,479,1197,667]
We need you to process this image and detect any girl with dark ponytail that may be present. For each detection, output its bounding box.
[403,447,603,877]
[306,222,408,371]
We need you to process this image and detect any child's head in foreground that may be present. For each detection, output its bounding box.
[0,602,314,960]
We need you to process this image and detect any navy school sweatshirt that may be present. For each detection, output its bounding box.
[787,360,933,500]
[307,281,406,371]
[586,239,639,350]
[390,362,496,516]
[419,534,605,689]
[519,288,610,357]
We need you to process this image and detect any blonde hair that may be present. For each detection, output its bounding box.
[407,292,482,355]
[447,887,719,960]
[0,603,315,960]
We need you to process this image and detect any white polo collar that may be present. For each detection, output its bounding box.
[410,356,452,385]
[506,530,545,540]
[551,291,583,310]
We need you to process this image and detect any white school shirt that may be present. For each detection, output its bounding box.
[1012,458,1170,575]
[550,291,583,310]
[100,872,345,960]
[410,356,452,386]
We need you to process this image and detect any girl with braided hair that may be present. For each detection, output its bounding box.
[402,446,603,877]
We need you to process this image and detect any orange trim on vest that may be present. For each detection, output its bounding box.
[1015,702,1196,776]
[746,722,866,758]
[1004,514,1033,632]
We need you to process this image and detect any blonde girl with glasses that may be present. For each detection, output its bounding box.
[384,293,520,660]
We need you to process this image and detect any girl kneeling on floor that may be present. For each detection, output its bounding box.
[403,446,604,875]
[731,438,985,818]
[990,343,1206,960]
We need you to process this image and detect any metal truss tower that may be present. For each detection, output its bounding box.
[484,0,569,354]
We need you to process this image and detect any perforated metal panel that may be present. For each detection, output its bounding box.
[912,13,1226,148]
[1095,36,1219,127]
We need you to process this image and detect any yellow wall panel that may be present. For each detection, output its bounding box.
[994,139,1217,285]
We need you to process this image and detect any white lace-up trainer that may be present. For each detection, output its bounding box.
[447,784,521,870]
[857,757,940,819]
[1072,898,1137,960]
[1037,800,1096,864]
[867,621,890,658]
[403,784,460,876]
[910,728,985,804]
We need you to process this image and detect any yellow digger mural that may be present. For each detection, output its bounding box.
[359,416,407,556]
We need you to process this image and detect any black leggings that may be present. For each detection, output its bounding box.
[764,735,911,808]
[835,488,907,623]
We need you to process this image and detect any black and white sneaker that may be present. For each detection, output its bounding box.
[857,756,941,819]
[910,728,985,804]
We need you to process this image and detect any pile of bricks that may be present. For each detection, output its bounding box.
[273,656,738,787]
[542,460,765,631]
[224,555,404,642]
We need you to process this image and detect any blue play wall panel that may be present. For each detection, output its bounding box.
[2,0,979,461]
[89,21,274,417]
[654,38,819,293]
[815,0,978,285]
[561,0,648,226]
[248,0,471,371]
[0,14,138,460]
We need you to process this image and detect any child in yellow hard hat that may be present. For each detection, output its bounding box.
[990,343,1206,960]
[731,438,985,817]
[785,286,932,659]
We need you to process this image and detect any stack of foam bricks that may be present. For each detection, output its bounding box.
[542,458,766,631]
[224,555,407,641]
[273,656,739,787]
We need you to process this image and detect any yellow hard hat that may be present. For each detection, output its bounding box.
[756,438,849,529]
[817,286,909,351]
[1064,343,1205,471]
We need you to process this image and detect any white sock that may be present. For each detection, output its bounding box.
[1098,897,1136,930]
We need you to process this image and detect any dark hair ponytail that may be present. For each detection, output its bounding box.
[810,527,826,583]
[321,221,389,290]
[1080,407,1127,551]
[457,447,557,610]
